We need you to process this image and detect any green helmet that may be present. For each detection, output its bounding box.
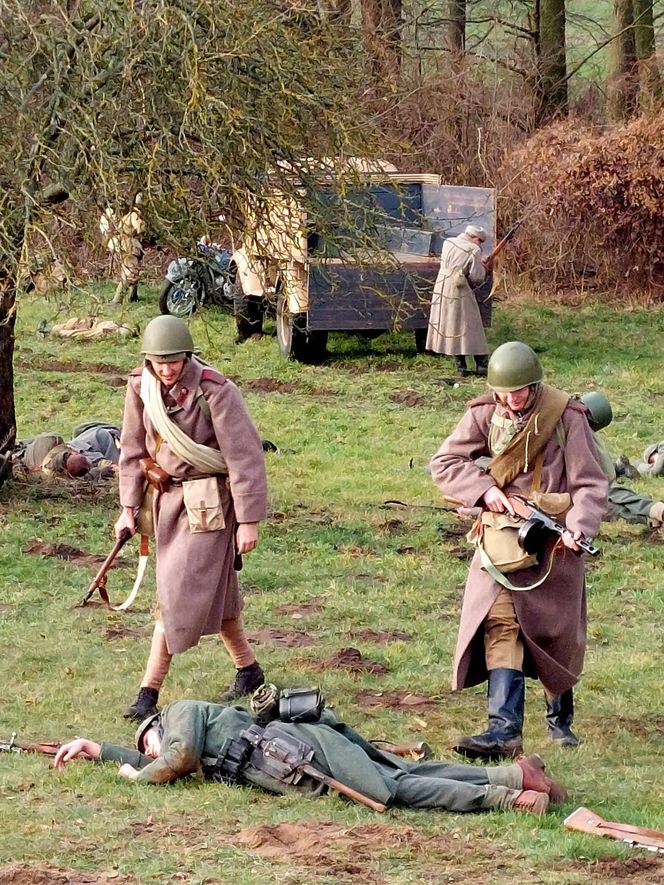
[580,391,613,431]
[487,341,543,392]
[140,316,194,362]
[135,712,161,752]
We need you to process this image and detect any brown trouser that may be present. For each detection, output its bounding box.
[142,616,256,690]
[484,589,524,671]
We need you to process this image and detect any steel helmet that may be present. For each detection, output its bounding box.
[580,391,613,431]
[135,712,161,752]
[487,341,543,392]
[140,316,194,362]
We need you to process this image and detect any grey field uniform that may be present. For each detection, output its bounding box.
[98,700,524,812]
[593,435,664,526]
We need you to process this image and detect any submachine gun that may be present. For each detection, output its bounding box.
[510,496,600,558]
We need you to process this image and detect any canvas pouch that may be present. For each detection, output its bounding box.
[473,511,537,574]
[182,476,225,533]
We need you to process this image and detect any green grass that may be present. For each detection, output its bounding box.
[1,287,663,884]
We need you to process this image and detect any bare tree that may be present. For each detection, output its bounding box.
[361,0,404,85]
[608,0,639,120]
[633,0,662,110]
[535,0,568,124]
[0,0,378,450]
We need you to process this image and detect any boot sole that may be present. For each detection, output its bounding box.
[453,743,522,762]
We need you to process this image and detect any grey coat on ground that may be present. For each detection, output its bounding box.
[425,232,488,356]
[118,357,268,654]
[430,396,608,695]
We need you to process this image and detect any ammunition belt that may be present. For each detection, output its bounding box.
[204,734,254,785]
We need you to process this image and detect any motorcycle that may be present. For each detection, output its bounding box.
[159,240,236,319]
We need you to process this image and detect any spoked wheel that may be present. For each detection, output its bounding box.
[159,279,202,317]
[276,294,327,363]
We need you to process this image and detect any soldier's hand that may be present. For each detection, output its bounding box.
[562,529,583,552]
[236,522,259,554]
[483,487,515,515]
[54,738,101,770]
[118,763,140,780]
[114,507,136,540]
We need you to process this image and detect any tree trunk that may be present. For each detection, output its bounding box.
[447,0,466,57]
[608,0,639,121]
[361,0,402,86]
[536,0,568,124]
[0,275,17,453]
[632,0,661,111]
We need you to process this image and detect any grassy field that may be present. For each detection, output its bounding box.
[1,287,663,884]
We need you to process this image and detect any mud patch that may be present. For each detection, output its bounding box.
[0,864,135,884]
[565,856,664,881]
[378,519,404,535]
[446,544,473,561]
[311,647,388,675]
[389,389,425,407]
[15,358,124,375]
[242,377,298,394]
[104,625,147,642]
[356,690,439,710]
[24,540,127,568]
[437,523,470,540]
[236,820,505,883]
[345,628,413,644]
[247,628,315,648]
[275,600,325,618]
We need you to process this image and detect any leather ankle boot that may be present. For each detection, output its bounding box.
[220,662,265,702]
[453,668,524,761]
[511,789,550,815]
[123,686,159,721]
[474,355,488,377]
[455,356,468,377]
[545,688,579,746]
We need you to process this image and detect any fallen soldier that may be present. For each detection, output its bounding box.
[53,698,565,816]
[11,422,121,481]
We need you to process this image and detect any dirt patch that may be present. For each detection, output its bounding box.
[564,856,664,881]
[375,361,402,372]
[247,628,315,648]
[345,628,413,644]
[338,544,377,556]
[109,375,127,387]
[437,523,470,540]
[587,715,664,739]
[355,690,440,710]
[0,604,15,614]
[104,625,147,641]
[242,377,298,394]
[378,519,404,535]
[446,544,474,561]
[0,864,135,884]
[275,600,325,617]
[236,820,509,883]
[15,358,125,375]
[389,389,426,407]
[311,647,389,675]
[24,540,127,568]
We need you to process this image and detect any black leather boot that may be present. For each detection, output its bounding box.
[545,689,579,747]
[453,668,525,761]
[474,355,489,377]
[455,356,469,377]
[220,661,265,702]
[123,686,159,721]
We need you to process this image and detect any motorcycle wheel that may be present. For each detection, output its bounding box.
[159,280,201,318]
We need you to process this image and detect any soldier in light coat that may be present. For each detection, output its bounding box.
[425,224,490,377]
[115,316,269,721]
[430,342,608,761]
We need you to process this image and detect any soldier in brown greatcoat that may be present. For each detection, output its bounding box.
[115,316,270,721]
[430,342,608,760]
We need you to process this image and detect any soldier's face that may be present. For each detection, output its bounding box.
[497,385,531,412]
[150,359,185,389]
[143,727,162,758]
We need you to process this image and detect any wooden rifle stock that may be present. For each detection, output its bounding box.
[79,527,132,607]
[0,732,61,756]
[486,219,524,266]
[299,762,386,813]
[565,807,664,853]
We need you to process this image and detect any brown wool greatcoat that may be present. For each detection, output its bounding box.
[430,395,608,695]
[119,357,268,654]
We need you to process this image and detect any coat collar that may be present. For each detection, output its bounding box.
[164,356,204,412]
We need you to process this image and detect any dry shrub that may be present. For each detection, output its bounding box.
[497,112,664,300]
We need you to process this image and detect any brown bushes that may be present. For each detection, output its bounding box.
[497,112,664,299]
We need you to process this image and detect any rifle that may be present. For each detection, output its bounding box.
[565,807,664,854]
[0,731,61,756]
[484,219,523,268]
[241,724,387,813]
[79,527,133,608]
[509,495,600,557]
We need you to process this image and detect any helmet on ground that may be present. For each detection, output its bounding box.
[135,712,161,752]
[487,341,543,392]
[140,316,194,362]
[579,391,613,431]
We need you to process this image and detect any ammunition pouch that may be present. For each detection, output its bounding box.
[139,457,170,494]
[204,733,254,785]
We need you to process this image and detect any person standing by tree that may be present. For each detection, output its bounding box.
[430,342,607,759]
[425,224,491,377]
[116,316,270,720]
[100,192,147,305]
